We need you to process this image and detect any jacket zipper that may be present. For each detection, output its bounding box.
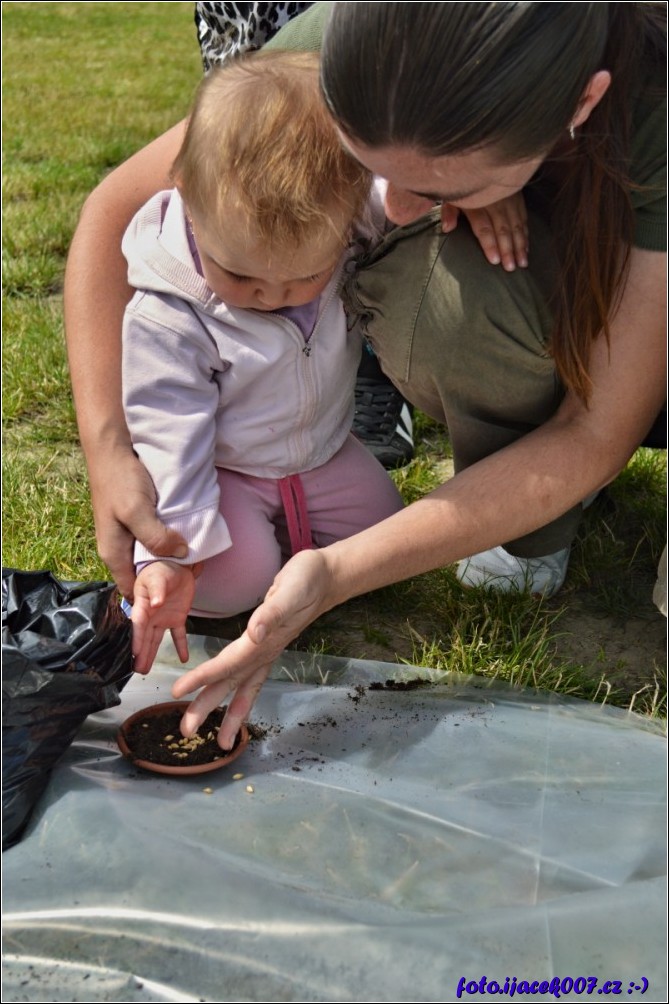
[266,272,345,470]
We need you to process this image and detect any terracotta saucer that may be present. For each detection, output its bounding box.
[117,700,249,776]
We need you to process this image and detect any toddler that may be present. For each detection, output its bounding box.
[122,51,403,672]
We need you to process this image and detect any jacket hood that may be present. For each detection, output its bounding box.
[122,189,219,308]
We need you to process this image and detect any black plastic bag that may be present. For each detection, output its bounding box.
[2,569,134,850]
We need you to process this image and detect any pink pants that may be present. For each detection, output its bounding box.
[191,434,403,617]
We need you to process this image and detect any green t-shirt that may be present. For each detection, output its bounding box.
[265,1,332,53]
[267,2,666,251]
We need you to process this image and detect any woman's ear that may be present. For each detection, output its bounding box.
[571,69,612,129]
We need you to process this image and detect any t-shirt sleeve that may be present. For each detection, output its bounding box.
[264,1,332,52]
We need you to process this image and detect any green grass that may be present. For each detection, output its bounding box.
[3,0,200,577]
[3,1,200,296]
[2,2,666,721]
[568,448,667,615]
[3,444,107,580]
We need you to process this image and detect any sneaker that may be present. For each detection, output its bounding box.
[457,545,571,598]
[353,378,415,468]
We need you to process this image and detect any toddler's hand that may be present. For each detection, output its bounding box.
[131,561,197,674]
[441,193,529,271]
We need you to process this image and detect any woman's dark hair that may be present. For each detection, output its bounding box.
[321,2,666,402]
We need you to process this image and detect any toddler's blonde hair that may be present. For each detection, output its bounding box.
[172,51,372,252]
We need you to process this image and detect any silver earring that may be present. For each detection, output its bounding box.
[568,123,576,141]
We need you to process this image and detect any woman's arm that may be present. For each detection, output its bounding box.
[174,246,666,749]
[64,122,188,599]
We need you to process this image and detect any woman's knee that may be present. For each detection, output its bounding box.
[347,211,560,427]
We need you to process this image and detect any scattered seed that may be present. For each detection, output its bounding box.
[233,773,244,780]
[164,735,174,741]
[141,723,149,729]
[245,784,254,794]
[203,787,213,795]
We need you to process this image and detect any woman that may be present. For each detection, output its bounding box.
[64,3,665,748]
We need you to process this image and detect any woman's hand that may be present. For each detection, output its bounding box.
[384,183,529,270]
[444,194,529,271]
[173,548,334,749]
[88,444,188,601]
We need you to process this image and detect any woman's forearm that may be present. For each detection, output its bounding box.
[322,416,625,608]
[64,194,134,455]
[63,122,190,593]
[324,246,667,608]
[64,121,187,457]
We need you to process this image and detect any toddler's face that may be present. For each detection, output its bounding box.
[190,210,347,311]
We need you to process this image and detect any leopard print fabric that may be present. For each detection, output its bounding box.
[195,2,314,71]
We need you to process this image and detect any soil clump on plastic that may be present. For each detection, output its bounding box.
[369,679,430,691]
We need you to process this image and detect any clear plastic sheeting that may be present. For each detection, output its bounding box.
[2,636,666,1003]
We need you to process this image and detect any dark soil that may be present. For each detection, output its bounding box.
[246,722,270,741]
[123,707,241,766]
[369,679,430,691]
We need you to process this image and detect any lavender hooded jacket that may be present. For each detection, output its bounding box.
[122,188,380,567]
